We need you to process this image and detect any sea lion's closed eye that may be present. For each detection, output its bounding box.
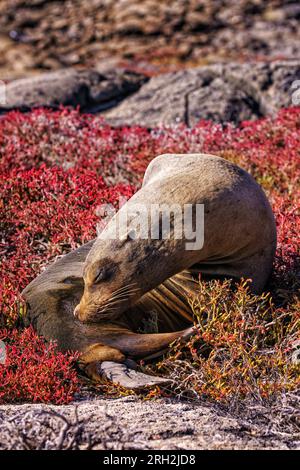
[93,265,116,284]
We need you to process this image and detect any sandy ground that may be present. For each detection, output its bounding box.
[1,396,299,450]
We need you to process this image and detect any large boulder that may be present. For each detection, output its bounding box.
[1,60,299,126]
[0,68,147,113]
[104,60,300,127]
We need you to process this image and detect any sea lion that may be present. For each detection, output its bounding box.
[74,153,276,321]
[22,153,277,388]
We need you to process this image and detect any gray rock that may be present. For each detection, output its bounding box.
[0,397,298,450]
[1,61,299,126]
[104,60,300,127]
[0,68,148,113]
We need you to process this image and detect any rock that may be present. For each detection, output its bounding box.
[104,60,300,127]
[0,397,297,449]
[0,68,148,113]
[1,61,298,126]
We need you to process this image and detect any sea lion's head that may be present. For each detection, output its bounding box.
[73,229,149,322]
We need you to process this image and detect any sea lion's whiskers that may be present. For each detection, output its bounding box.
[101,289,140,308]
[111,283,139,297]
[103,291,139,308]
[97,298,127,312]
[84,304,119,319]
[110,287,140,300]
[98,306,118,315]
[112,282,137,292]
[109,289,138,300]
[103,296,132,308]
[90,285,141,318]
[108,286,140,302]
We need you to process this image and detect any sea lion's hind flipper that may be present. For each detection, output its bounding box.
[79,342,172,389]
[77,330,198,389]
[140,325,196,361]
[98,361,172,390]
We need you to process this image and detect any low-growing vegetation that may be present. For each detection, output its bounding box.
[148,278,299,403]
[0,107,299,404]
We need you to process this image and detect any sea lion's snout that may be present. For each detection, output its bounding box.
[73,294,101,323]
[73,278,141,322]
[74,284,140,323]
[73,302,89,322]
[74,257,122,322]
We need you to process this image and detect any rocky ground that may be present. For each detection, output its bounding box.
[1,395,300,450]
[0,0,299,79]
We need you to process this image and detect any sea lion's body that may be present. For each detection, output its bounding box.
[22,153,277,386]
